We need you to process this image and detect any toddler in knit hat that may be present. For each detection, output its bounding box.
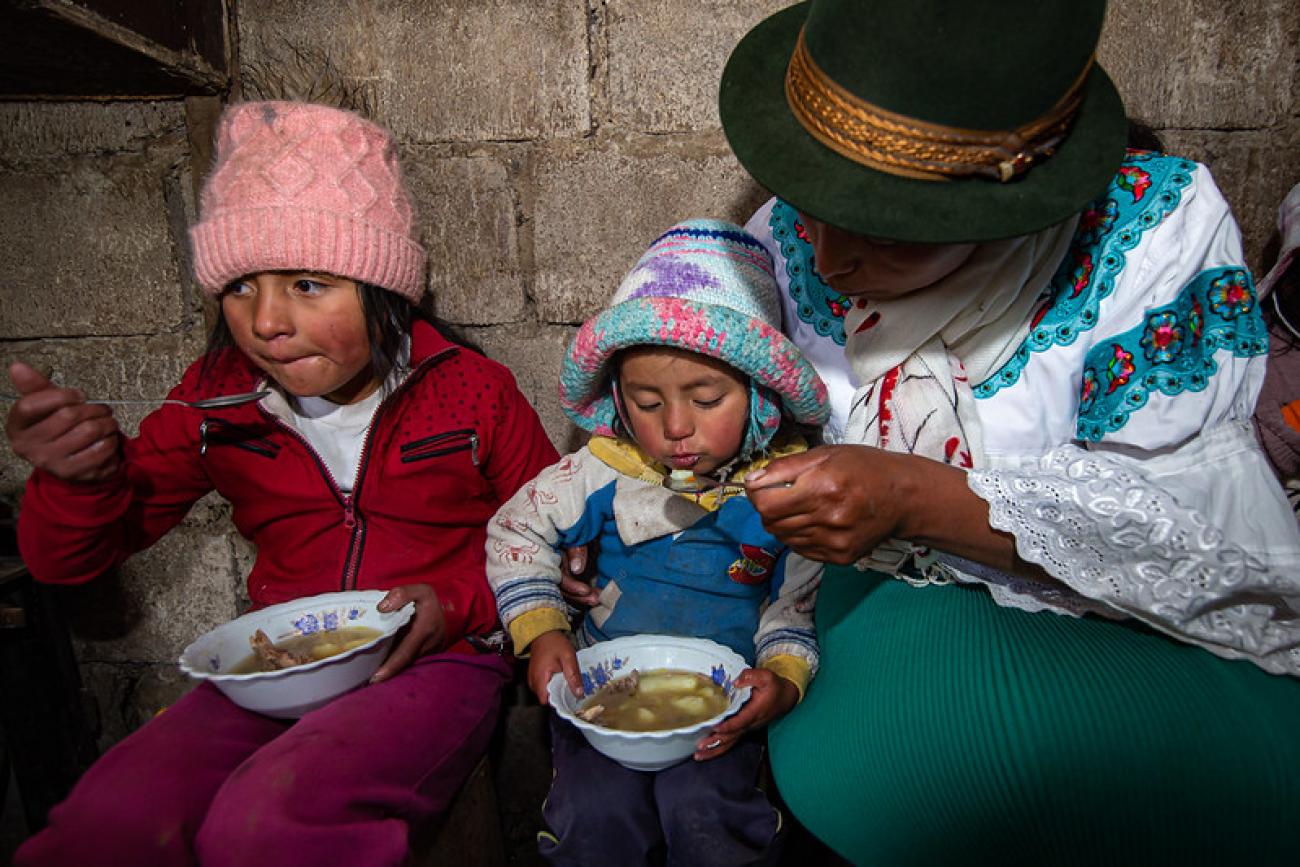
[4,101,559,864]
[486,219,829,865]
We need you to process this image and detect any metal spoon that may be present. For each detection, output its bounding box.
[662,470,793,494]
[0,389,272,410]
[89,390,272,410]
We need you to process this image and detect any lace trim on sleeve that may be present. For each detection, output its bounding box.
[968,445,1300,676]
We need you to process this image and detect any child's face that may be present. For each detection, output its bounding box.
[619,346,749,475]
[221,272,378,404]
[798,211,977,300]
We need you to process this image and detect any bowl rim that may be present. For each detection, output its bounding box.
[177,589,414,683]
[549,634,753,741]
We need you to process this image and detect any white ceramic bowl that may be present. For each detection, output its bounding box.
[178,590,413,718]
[547,634,752,772]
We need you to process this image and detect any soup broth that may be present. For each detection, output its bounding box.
[578,668,728,732]
[229,626,382,674]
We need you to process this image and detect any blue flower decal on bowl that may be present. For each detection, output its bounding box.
[286,604,372,640]
[579,654,630,696]
[294,613,320,635]
[710,664,737,696]
[577,654,740,698]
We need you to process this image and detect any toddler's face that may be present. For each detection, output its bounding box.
[798,211,977,300]
[221,272,378,404]
[618,346,749,476]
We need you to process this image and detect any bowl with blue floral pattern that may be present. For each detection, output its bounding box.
[547,634,752,771]
[178,590,413,718]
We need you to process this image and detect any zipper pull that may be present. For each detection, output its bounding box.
[470,432,480,466]
[343,499,357,529]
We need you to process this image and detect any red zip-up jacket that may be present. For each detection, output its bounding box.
[17,321,559,653]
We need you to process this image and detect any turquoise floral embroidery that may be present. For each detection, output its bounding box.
[1079,368,1100,413]
[975,151,1195,399]
[1207,270,1254,319]
[1076,267,1268,440]
[1115,164,1153,202]
[1103,344,1136,394]
[769,199,848,346]
[1139,312,1183,363]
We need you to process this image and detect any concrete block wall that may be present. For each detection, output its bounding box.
[0,0,1297,850]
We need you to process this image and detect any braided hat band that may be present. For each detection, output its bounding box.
[560,220,829,456]
[786,29,1090,183]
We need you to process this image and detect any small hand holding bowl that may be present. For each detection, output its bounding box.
[547,634,752,771]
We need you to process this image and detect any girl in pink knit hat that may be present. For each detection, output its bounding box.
[5,101,558,866]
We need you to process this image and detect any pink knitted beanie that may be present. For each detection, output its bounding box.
[189,101,427,303]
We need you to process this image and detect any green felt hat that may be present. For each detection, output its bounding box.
[719,0,1128,243]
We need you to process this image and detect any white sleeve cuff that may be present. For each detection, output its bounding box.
[968,430,1300,676]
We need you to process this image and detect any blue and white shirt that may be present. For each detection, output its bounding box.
[486,442,821,678]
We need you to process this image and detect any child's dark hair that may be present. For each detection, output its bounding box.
[201,282,481,386]
[1264,265,1299,354]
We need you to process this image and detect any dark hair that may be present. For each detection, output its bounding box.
[1264,266,1299,355]
[200,281,481,386]
[1125,117,1165,153]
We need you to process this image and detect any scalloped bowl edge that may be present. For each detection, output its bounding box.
[548,634,753,771]
[177,590,414,718]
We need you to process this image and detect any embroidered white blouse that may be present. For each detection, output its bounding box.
[746,151,1300,676]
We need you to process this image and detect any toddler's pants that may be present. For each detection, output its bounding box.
[539,713,783,867]
[15,649,511,867]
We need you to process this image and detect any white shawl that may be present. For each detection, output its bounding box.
[843,216,1078,570]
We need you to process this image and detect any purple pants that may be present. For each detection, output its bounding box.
[15,650,511,867]
[539,714,783,867]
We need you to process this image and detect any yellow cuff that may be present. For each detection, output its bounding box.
[759,655,811,702]
[508,608,571,656]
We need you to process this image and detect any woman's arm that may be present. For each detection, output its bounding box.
[750,436,1300,675]
[747,444,1051,580]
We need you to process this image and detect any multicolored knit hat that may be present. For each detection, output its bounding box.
[560,219,830,457]
[189,101,427,303]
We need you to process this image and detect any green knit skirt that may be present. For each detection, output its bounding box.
[770,565,1300,866]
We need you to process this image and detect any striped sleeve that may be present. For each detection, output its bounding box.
[755,551,821,683]
[485,447,618,653]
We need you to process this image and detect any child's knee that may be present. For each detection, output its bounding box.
[16,785,194,866]
[541,770,615,833]
[195,765,310,862]
[540,781,662,866]
[656,758,782,866]
[658,794,784,867]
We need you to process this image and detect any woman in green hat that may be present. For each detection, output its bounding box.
[716,0,1300,862]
